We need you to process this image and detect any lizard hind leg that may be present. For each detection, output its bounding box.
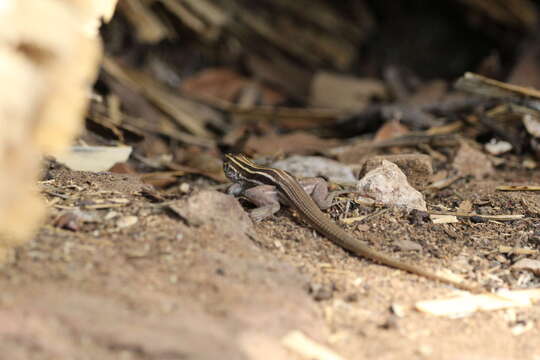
[297,177,350,210]
[242,185,281,222]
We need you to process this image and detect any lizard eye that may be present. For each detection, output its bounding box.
[223,162,238,181]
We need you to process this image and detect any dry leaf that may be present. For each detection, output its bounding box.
[457,200,473,213]
[373,120,410,143]
[246,132,338,156]
[416,289,540,317]
[430,215,458,224]
[181,67,284,105]
[310,71,387,111]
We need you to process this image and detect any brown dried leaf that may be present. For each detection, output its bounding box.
[245,132,339,156]
[181,68,285,105]
[141,173,180,188]
[457,199,473,213]
[109,162,137,174]
[373,120,410,143]
[309,72,386,111]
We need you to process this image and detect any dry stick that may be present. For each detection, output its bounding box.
[455,72,540,112]
[429,211,524,221]
[102,57,217,138]
[120,0,169,42]
[497,185,540,191]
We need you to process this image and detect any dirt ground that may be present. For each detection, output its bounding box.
[1,163,540,360]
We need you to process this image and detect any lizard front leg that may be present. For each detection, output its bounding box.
[298,177,346,210]
[229,184,282,222]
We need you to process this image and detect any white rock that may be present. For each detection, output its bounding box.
[485,139,512,155]
[55,145,132,172]
[116,215,138,229]
[356,160,427,211]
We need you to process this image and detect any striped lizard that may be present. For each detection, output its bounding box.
[223,153,482,293]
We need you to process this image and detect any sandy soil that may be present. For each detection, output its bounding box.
[1,165,540,359]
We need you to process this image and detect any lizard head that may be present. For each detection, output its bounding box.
[223,153,297,189]
[223,153,276,187]
[223,153,246,183]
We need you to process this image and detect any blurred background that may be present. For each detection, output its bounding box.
[85,0,540,183]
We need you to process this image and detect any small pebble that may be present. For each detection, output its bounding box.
[378,316,398,330]
[394,239,422,252]
[408,209,430,225]
[470,215,488,223]
[179,182,191,193]
[391,303,406,317]
[104,210,119,220]
[308,282,334,301]
[117,215,138,229]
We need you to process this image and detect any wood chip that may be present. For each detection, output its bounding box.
[120,0,169,43]
[83,203,129,210]
[497,185,540,191]
[499,246,538,255]
[455,72,540,111]
[340,216,368,225]
[281,330,343,360]
[427,174,462,190]
[430,212,524,221]
[416,289,540,317]
[511,258,540,275]
[430,214,458,224]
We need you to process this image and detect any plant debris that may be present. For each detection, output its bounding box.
[416,289,540,317]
